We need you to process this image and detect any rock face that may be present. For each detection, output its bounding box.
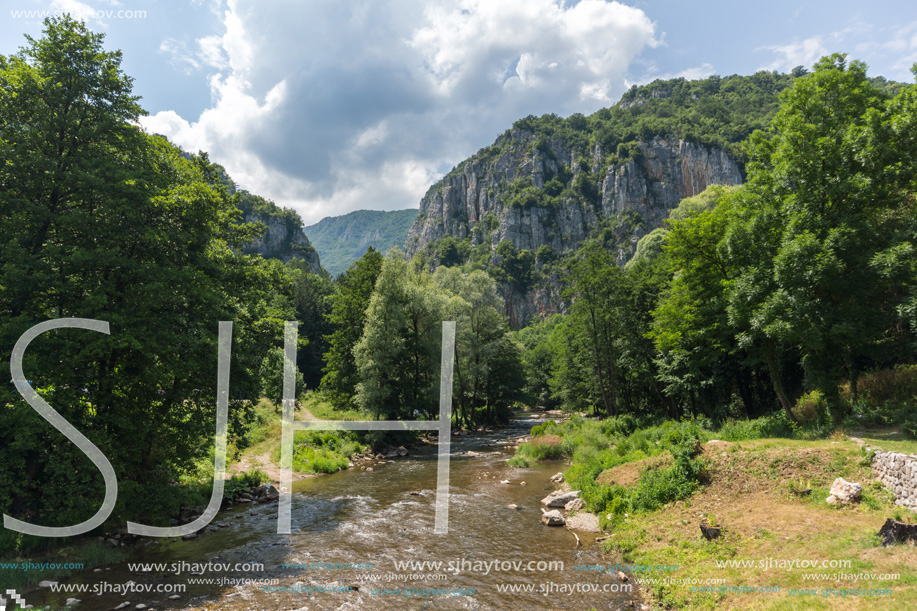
[826,477,863,505]
[872,450,917,510]
[404,131,742,328]
[244,213,323,273]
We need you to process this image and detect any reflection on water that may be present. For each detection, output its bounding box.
[31,414,637,610]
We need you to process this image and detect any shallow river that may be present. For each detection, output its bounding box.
[33,413,638,610]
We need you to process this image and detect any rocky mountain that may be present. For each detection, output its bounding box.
[237,191,323,274]
[404,72,801,327]
[305,209,418,276]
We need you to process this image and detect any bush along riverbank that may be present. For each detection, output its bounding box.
[512,413,917,610]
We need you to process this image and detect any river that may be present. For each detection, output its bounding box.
[31,413,638,610]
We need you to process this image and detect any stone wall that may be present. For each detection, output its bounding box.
[872,450,917,511]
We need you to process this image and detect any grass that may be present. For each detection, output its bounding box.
[0,538,128,592]
[509,413,917,609]
[602,437,917,610]
[270,429,365,474]
[846,427,917,454]
[302,391,371,421]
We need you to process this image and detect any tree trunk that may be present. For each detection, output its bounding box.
[764,340,798,422]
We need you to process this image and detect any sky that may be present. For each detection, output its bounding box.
[2,1,916,224]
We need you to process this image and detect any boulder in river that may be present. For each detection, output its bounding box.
[254,484,280,501]
[565,498,586,512]
[541,490,580,508]
[550,472,565,484]
[541,510,565,526]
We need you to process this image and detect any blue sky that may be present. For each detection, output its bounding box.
[2,0,916,223]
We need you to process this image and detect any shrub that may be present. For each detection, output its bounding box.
[794,390,827,425]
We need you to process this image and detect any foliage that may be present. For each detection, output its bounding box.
[320,247,384,407]
[0,16,297,532]
[304,209,419,276]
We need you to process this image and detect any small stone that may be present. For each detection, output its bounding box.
[617,571,629,582]
[168,595,181,600]
[38,580,58,588]
[181,532,198,540]
[114,603,130,610]
[520,481,526,486]
[66,598,81,606]
[409,490,421,496]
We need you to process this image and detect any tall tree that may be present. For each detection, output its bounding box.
[320,247,384,407]
[354,257,446,420]
[0,16,294,537]
[726,55,917,421]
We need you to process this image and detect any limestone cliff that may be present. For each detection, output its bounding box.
[243,211,323,273]
[405,132,741,327]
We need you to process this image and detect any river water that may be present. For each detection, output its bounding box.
[32,413,637,610]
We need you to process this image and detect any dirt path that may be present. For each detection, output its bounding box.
[228,404,318,485]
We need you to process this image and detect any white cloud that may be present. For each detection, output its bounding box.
[760,36,830,72]
[141,0,659,224]
[884,20,917,76]
[633,62,715,85]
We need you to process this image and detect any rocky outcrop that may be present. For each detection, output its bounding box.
[599,137,742,230]
[404,130,742,327]
[244,213,322,274]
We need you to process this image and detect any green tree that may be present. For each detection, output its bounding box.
[726,55,917,421]
[286,260,334,388]
[320,247,384,407]
[0,16,295,540]
[354,257,447,420]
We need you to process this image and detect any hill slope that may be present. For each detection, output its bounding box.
[305,209,418,276]
[404,72,797,327]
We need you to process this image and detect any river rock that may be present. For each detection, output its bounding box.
[38,580,58,588]
[565,498,586,512]
[827,478,862,505]
[113,603,130,610]
[501,479,511,484]
[541,490,580,508]
[65,598,81,606]
[565,512,600,532]
[541,510,565,526]
[550,472,565,484]
[182,532,198,540]
[254,484,279,501]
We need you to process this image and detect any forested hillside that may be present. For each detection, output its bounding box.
[304,208,417,276]
[405,70,908,327]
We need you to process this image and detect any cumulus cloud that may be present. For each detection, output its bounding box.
[760,36,830,72]
[140,0,659,224]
